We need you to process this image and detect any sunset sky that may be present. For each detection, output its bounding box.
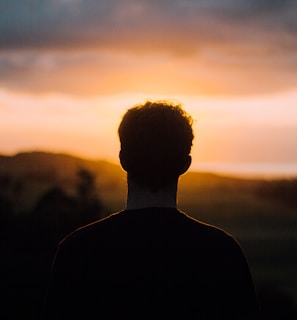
[1,0,297,175]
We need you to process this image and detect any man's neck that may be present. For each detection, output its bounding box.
[125,180,178,210]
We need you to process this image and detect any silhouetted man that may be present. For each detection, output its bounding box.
[44,101,259,319]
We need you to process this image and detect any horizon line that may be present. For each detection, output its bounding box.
[2,149,297,179]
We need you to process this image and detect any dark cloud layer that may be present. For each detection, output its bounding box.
[1,0,296,51]
[0,0,296,96]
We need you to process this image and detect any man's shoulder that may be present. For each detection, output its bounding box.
[178,210,232,237]
[58,207,239,251]
[59,211,124,247]
[177,210,239,248]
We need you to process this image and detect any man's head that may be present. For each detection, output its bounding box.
[118,100,194,192]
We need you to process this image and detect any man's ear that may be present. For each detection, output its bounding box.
[179,155,191,175]
[119,150,128,172]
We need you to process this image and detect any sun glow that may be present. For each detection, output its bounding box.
[1,88,297,170]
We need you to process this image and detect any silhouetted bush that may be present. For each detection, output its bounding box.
[33,168,103,242]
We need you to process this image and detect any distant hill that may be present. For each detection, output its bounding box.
[1,151,296,216]
[0,151,256,194]
[0,151,123,180]
[0,151,245,212]
[0,151,127,212]
[0,150,260,183]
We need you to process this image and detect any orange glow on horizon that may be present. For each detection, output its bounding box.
[1,89,297,168]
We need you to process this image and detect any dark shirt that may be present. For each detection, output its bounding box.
[44,207,259,319]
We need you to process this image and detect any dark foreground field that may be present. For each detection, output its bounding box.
[1,152,297,319]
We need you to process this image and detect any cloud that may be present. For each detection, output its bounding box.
[0,0,296,96]
[1,0,296,51]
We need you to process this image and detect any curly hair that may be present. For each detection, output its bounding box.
[118,100,194,191]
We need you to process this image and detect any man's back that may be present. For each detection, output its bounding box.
[45,207,258,319]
